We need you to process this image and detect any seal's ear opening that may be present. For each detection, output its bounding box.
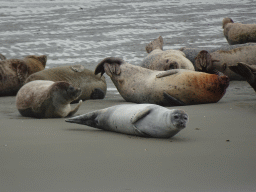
[94,57,124,77]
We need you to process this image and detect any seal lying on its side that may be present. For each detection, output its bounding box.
[66,104,189,138]
[0,55,47,96]
[229,62,256,92]
[16,80,82,118]
[179,43,256,69]
[95,57,229,106]
[223,17,256,45]
[140,36,195,71]
[25,65,107,103]
[194,44,256,80]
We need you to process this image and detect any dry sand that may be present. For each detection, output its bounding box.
[0,80,256,192]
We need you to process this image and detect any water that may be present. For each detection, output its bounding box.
[0,0,255,70]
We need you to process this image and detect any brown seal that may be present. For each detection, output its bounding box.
[25,65,107,103]
[0,55,47,96]
[194,44,256,80]
[140,36,195,71]
[95,57,229,106]
[229,62,256,92]
[16,80,82,118]
[223,17,256,45]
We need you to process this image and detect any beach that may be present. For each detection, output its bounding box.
[1,0,256,191]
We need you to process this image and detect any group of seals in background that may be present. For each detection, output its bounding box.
[2,17,256,138]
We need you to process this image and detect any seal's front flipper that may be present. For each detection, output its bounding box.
[67,100,83,117]
[156,69,182,78]
[163,92,185,106]
[71,65,85,72]
[131,107,152,124]
[145,36,164,53]
[66,109,100,128]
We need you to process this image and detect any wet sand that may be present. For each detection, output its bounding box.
[1,0,256,191]
[1,81,256,192]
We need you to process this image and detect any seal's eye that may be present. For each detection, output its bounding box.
[69,86,75,92]
[174,115,179,119]
[183,116,188,120]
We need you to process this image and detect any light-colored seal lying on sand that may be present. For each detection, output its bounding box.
[25,65,107,103]
[229,62,256,92]
[95,57,229,106]
[223,18,256,45]
[194,44,256,80]
[66,104,189,138]
[179,43,256,69]
[0,55,47,96]
[140,36,194,71]
[16,80,82,118]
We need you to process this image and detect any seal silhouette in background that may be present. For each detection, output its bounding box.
[25,64,107,103]
[223,17,256,45]
[0,55,47,96]
[140,36,194,71]
[95,57,229,106]
[16,80,82,118]
[66,104,189,138]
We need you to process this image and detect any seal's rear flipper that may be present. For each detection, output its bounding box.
[229,62,256,91]
[95,57,124,77]
[0,53,6,60]
[195,50,218,73]
[163,92,185,106]
[65,110,100,128]
[145,36,163,53]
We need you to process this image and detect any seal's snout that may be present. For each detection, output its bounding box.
[217,73,230,90]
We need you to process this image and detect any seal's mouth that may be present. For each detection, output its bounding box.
[217,72,230,90]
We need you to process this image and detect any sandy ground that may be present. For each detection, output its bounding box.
[1,1,256,191]
[0,80,256,192]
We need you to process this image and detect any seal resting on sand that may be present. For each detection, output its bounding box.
[223,17,256,45]
[95,57,229,106]
[0,55,47,96]
[66,104,189,138]
[229,62,256,92]
[25,65,107,103]
[16,80,82,118]
[140,36,194,71]
[194,44,256,80]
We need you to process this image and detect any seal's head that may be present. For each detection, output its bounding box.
[170,109,189,129]
[52,81,82,103]
[222,17,234,28]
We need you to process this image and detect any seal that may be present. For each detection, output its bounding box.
[140,36,195,71]
[65,104,189,138]
[95,57,229,106]
[25,65,107,103]
[229,62,256,92]
[0,55,47,96]
[179,43,256,69]
[16,80,82,118]
[223,17,256,45]
[194,43,256,80]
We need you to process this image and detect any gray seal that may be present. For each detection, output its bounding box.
[95,57,229,106]
[140,36,194,71]
[222,17,256,45]
[66,104,189,138]
[16,80,82,118]
[25,65,107,103]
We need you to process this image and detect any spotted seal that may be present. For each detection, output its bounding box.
[95,57,229,106]
[16,80,82,118]
[66,104,188,138]
[25,65,107,103]
[140,36,194,71]
[0,55,47,96]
